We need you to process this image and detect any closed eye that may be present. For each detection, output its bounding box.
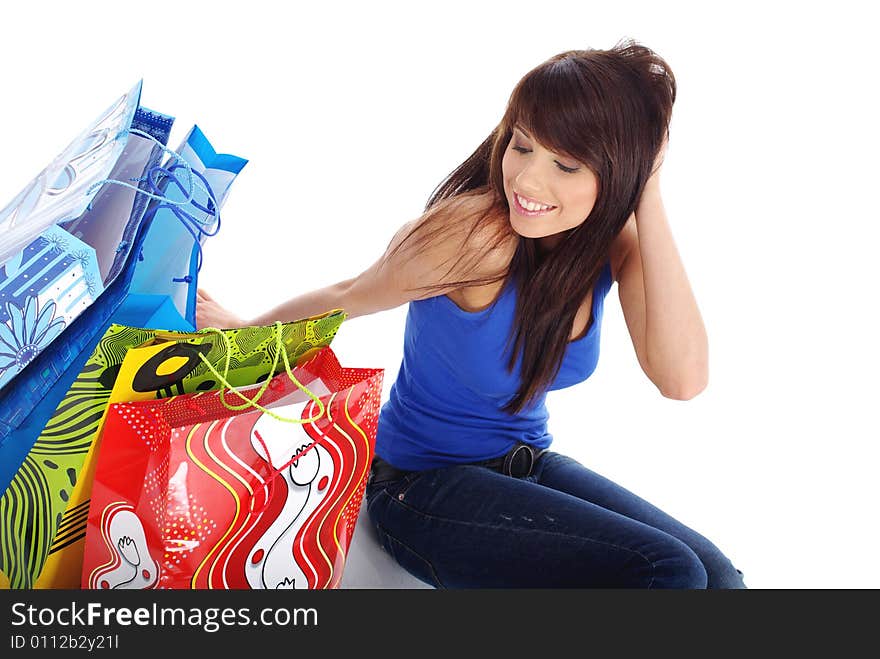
[511,146,580,174]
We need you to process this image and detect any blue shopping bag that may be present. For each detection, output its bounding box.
[0,82,142,267]
[0,82,172,396]
[0,84,248,468]
[127,124,248,329]
[0,225,104,390]
[0,83,248,588]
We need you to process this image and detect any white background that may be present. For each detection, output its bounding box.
[1,0,877,589]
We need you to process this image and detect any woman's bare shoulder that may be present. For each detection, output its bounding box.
[450,189,517,274]
[380,189,516,295]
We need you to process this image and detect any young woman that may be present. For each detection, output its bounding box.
[197,39,746,588]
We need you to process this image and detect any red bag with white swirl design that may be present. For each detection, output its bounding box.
[81,346,382,589]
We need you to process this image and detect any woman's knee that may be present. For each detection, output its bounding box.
[702,552,747,589]
[645,538,708,589]
[681,534,747,589]
[621,535,745,589]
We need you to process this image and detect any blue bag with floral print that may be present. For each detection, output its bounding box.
[0,225,104,389]
[0,80,156,395]
[0,82,176,487]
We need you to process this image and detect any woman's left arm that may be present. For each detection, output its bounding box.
[615,144,709,400]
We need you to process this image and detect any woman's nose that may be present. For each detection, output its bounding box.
[515,167,545,197]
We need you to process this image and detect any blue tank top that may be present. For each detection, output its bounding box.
[376,260,614,471]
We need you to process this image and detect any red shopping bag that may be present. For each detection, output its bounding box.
[82,346,382,589]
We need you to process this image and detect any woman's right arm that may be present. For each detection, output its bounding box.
[195,194,504,329]
[250,218,446,324]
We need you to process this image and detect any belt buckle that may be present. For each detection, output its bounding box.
[503,444,535,478]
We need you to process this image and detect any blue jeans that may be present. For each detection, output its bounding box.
[365,450,746,588]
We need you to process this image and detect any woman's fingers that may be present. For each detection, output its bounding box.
[194,293,247,331]
[195,293,218,330]
[197,288,214,302]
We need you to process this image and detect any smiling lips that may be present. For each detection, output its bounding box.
[513,191,557,217]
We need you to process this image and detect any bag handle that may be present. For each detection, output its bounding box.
[193,321,326,425]
[88,127,222,280]
[86,128,213,208]
[163,326,324,515]
[193,322,329,514]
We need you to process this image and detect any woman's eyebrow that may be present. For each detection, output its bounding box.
[513,125,579,165]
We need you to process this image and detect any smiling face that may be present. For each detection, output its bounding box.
[501,125,600,248]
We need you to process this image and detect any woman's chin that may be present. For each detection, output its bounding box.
[509,215,553,239]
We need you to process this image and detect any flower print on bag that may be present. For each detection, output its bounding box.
[0,296,66,377]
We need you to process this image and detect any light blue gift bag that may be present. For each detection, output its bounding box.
[124,125,247,331]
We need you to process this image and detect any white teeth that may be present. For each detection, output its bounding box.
[516,193,554,212]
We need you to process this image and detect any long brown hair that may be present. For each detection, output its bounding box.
[386,38,676,414]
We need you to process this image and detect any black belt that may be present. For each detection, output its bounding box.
[369,443,545,484]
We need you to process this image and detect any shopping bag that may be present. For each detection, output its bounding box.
[0,85,239,480]
[0,83,245,428]
[127,124,248,328]
[0,97,176,553]
[0,81,142,266]
[0,83,175,396]
[0,225,104,390]
[83,345,383,589]
[0,81,252,590]
[0,104,175,446]
[0,311,345,589]
[108,122,245,333]
[0,92,177,588]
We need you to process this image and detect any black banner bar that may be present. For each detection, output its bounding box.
[1,589,876,654]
